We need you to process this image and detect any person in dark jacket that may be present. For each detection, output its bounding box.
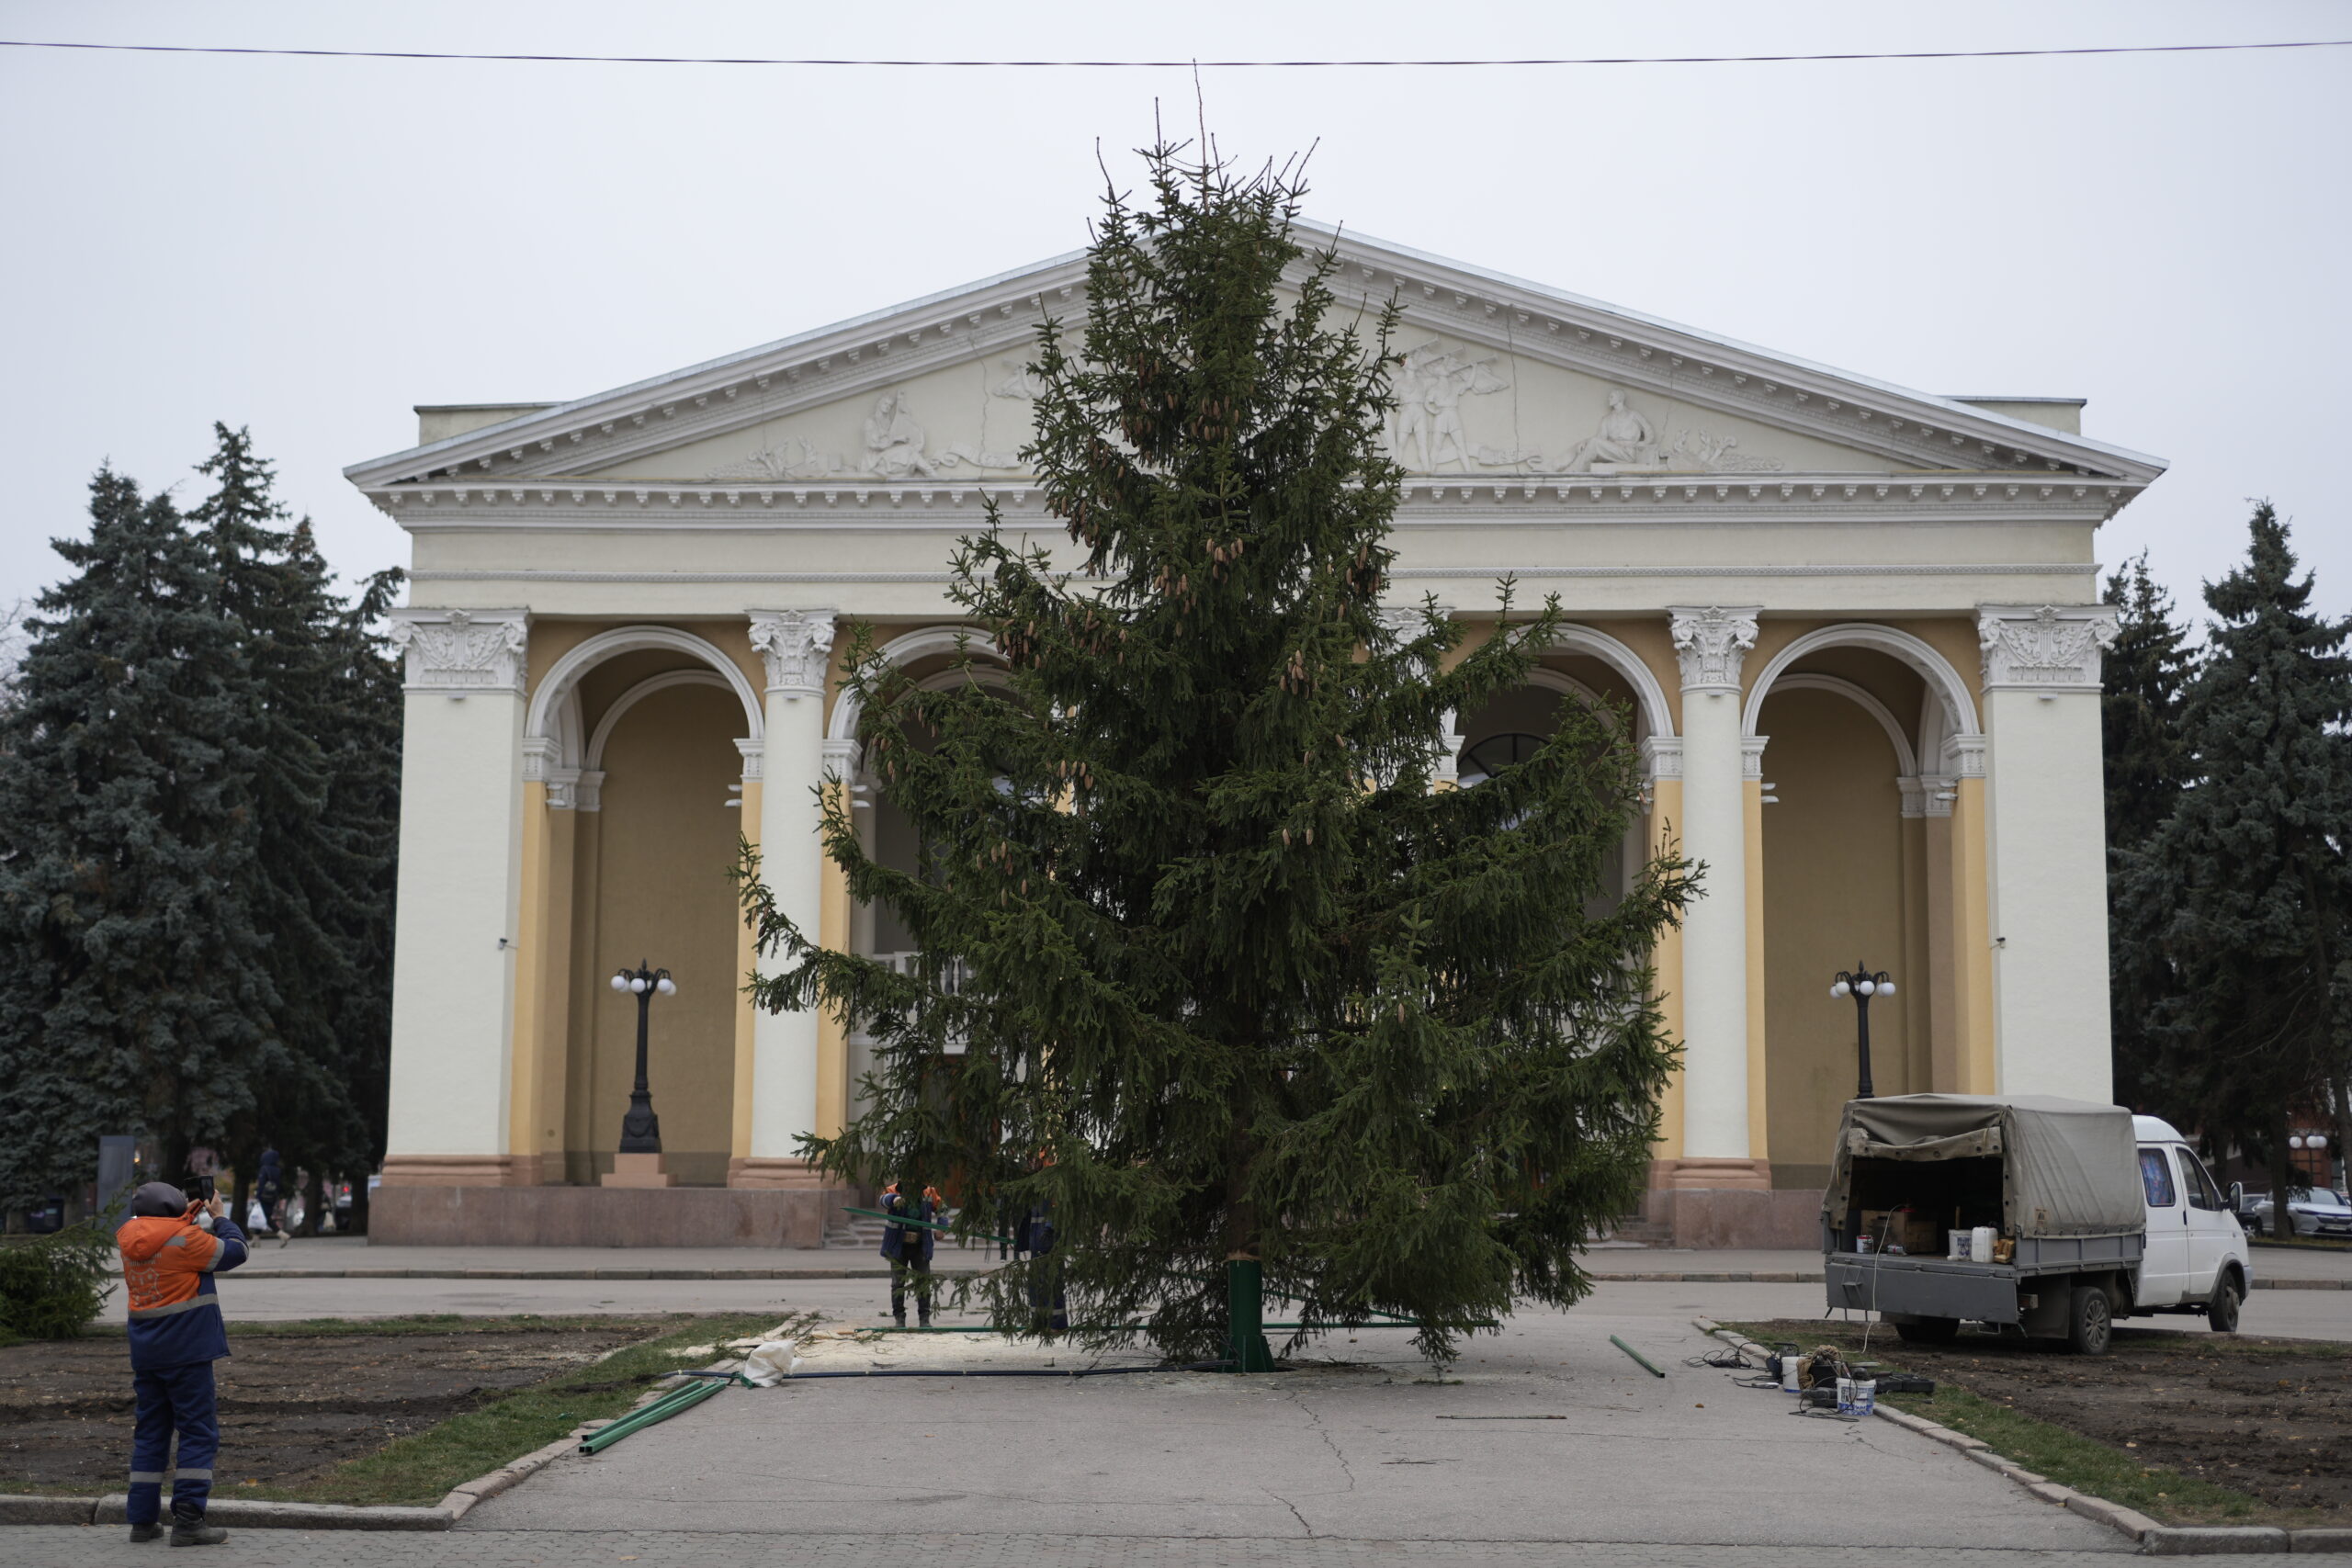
[878,1180,939,1326]
[118,1180,248,1545]
[254,1145,285,1238]
[1016,1151,1068,1332]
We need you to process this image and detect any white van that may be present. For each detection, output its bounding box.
[2127,1114,2253,1333]
[1824,1096,2254,1353]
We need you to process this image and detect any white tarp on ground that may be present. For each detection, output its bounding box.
[1821,1093,2144,1237]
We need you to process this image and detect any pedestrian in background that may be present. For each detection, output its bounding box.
[117,1180,249,1545]
[879,1179,939,1327]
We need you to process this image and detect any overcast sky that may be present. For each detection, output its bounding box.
[3,0,2346,625]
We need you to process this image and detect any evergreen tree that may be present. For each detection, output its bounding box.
[187,426,401,1231]
[2126,504,2352,1199]
[2101,554,2196,1111]
[0,469,277,1203]
[741,144,1694,1364]
[310,557,406,1234]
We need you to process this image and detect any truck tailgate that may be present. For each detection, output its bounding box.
[1826,1255,2022,1324]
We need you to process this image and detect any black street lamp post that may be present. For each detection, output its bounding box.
[609,961,675,1155]
[1830,963,1894,1100]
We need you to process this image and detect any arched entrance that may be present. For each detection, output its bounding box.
[1746,626,1984,1190]
[520,626,764,1186]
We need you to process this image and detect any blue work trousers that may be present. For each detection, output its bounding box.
[128,1361,219,1524]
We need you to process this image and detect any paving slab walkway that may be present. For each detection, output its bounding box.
[465,1305,2120,1551]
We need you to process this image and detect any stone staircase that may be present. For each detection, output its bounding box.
[824,1209,888,1249]
[1597,1210,1673,1247]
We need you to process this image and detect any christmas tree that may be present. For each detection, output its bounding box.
[742,141,1694,1365]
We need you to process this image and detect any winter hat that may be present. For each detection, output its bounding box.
[130,1181,192,1218]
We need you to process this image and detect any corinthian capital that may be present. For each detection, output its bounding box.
[1977,604,2119,693]
[387,607,529,695]
[747,610,838,700]
[1668,605,1760,694]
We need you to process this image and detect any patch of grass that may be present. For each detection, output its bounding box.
[1712,1316,2333,1523]
[1883,1380,2259,1525]
[246,1312,808,1507]
[1717,1321,2273,1528]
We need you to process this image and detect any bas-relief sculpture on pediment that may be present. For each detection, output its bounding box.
[582,322,1914,484]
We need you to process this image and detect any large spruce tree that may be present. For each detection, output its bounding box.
[741,144,1694,1365]
[0,469,277,1201]
[2101,553,2196,1111]
[189,426,401,1230]
[2125,503,2352,1198]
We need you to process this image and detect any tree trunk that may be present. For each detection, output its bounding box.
[347,1174,369,1237]
[300,1167,324,1237]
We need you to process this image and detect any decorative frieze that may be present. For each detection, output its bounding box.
[747,610,837,700]
[1741,736,1769,782]
[1977,604,2119,694]
[1668,606,1761,694]
[735,738,765,784]
[388,607,528,695]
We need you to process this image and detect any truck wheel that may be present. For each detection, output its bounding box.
[2208,1272,2243,1335]
[1894,1316,1961,1345]
[2066,1284,2113,1355]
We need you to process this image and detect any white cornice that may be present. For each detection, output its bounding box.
[341,226,2165,497]
[363,472,2135,533]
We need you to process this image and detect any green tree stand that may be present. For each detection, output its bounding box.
[1226,1258,1276,1373]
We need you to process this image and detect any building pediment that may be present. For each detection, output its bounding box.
[345,225,2165,508]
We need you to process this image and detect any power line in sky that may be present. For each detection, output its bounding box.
[0,36,2348,68]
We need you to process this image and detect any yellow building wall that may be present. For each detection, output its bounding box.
[573,682,749,1185]
[1758,686,1916,1189]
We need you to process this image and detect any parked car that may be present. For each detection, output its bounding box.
[2237,1186,2352,1239]
[1823,1097,2252,1354]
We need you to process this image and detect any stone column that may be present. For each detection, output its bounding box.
[379,608,531,1187]
[1666,606,1768,1187]
[1640,736,1686,1165]
[734,610,836,1187]
[1978,604,2119,1101]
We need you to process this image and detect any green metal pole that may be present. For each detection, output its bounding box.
[1226,1258,1275,1373]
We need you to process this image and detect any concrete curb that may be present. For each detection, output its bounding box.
[1691,1323,2347,1554]
[216,1264,2349,1286]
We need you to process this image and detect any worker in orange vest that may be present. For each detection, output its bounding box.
[118,1179,249,1545]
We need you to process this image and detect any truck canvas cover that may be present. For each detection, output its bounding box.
[1821,1094,2144,1238]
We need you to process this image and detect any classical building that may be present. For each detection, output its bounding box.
[346,228,2162,1247]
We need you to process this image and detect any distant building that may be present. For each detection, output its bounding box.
[345,228,2164,1247]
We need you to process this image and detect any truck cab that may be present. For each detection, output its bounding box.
[2129,1114,2251,1329]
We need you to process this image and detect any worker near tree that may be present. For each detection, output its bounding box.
[117,1179,249,1546]
[1019,1149,1068,1333]
[879,1179,939,1327]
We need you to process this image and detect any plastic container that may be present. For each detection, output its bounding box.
[1948,1232,1970,1259]
[1781,1348,1803,1391]
[1969,1225,1996,1263]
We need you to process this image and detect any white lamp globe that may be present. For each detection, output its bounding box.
[656,976,676,996]
[1878,979,1896,997]
[610,974,629,992]
[2290,1134,2305,1150]
[1830,980,1850,999]
[630,977,648,994]
[2312,1133,2329,1150]
[1856,979,1876,997]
